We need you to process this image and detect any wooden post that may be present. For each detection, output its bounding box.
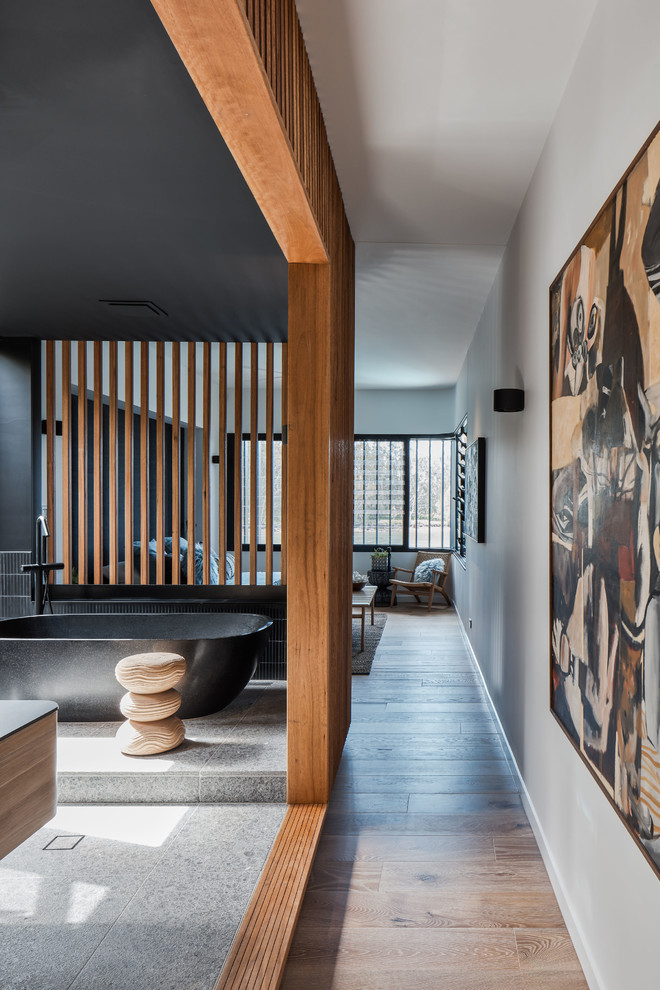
[149,0,355,807]
[287,251,354,803]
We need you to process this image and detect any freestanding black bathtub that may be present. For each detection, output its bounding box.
[0,612,272,721]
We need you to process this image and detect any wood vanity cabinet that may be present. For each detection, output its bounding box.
[0,701,58,860]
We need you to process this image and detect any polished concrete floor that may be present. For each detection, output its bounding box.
[1,685,286,990]
[282,606,589,990]
[56,681,286,804]
[0,802,286,990]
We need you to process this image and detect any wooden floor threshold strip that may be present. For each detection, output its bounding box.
[215,803,327,990]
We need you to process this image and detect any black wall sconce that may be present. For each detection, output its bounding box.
[493,388,525,413]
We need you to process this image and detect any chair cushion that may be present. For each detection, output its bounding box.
[413,557,446,583]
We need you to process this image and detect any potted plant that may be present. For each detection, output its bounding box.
[370,547,390,571]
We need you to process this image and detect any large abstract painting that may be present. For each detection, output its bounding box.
[550,124,660,874]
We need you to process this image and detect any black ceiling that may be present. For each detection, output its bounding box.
[0,0,288,342]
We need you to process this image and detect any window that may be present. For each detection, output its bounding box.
[409,437,452,549]
[354,439,405,546]
[241,437,283,547]
[353,435,454,551]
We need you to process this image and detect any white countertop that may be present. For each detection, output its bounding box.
[0,700,58,742]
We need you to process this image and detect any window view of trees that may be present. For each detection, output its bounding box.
[354,439,406,546]
[409,438,452,549]
[241,438,282,547]
[353,436,453,550]
[237,432,455,553]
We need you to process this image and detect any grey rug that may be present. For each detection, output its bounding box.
[352,613,387,675]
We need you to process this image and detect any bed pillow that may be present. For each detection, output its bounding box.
[413,557,445,583]
[133,539,234,584]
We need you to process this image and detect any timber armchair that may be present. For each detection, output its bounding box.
[390,550,451,610]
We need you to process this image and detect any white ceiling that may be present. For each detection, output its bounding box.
[295,0,599,388]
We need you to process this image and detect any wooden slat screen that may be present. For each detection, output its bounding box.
[124,342,133,584]
[171,342,181,584]
[187,342,196,585]
[140,342,149,585]
[202,342,211,584]
[234,343,243,586]
[249,343,258,585]
[240,0,335,252]
[77,342,87,585]
[41,340,286,587]
[93,342,103,584]
[108,342,118,584]
[156,342,165,585]
[281,342,288,585]
[45,341,56,571]
[61,342,72,583]
[265,342,274,585]
[217,342,227,586]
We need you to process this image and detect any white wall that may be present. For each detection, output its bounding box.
[452,1,660,986]
[355,386,455,435]
[353,386,456,577]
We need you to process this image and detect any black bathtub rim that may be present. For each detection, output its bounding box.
[0,611,273,643]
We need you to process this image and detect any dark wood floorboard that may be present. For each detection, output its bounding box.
[281,607,588,990]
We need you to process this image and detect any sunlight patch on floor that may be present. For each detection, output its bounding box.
[51,804,190,847]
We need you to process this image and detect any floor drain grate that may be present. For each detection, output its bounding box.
[43,834,85,851]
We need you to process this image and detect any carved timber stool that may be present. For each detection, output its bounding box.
[114,652,186,756]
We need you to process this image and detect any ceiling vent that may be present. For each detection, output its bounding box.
[99,300,168,316]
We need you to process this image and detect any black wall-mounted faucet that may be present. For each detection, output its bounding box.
[22,515,63,614]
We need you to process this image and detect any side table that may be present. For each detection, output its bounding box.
[368,569,394,606]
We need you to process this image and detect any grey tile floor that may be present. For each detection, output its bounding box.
[57,681,286,804]
[0,802,287,990]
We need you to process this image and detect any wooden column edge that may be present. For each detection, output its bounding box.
[214,803,327,990]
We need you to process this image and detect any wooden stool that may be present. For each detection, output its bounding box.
[115,652,186,756]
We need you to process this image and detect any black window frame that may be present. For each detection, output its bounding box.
[225,432,283,553]
[353,433,455,553]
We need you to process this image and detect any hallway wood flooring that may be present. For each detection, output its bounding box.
[281,607,589,990]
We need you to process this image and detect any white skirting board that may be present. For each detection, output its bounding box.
[455,610,602,990]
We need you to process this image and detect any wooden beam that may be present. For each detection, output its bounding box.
[140,342,149,585]
[61,342,72,583]
[171,342,181,584]
[109,341,118,583]
[124,343,134,585]
[77,342,87,585]
[249,342,258,584]
[187,343,196,585]
[93,342,103,584]
[234,343,243,585]
[218,343,227,585]
[149,0,327,264]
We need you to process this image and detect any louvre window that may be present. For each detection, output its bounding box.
[353,435,454,551]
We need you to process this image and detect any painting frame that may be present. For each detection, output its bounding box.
[549,120,660,878]
[465,437,485,544]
